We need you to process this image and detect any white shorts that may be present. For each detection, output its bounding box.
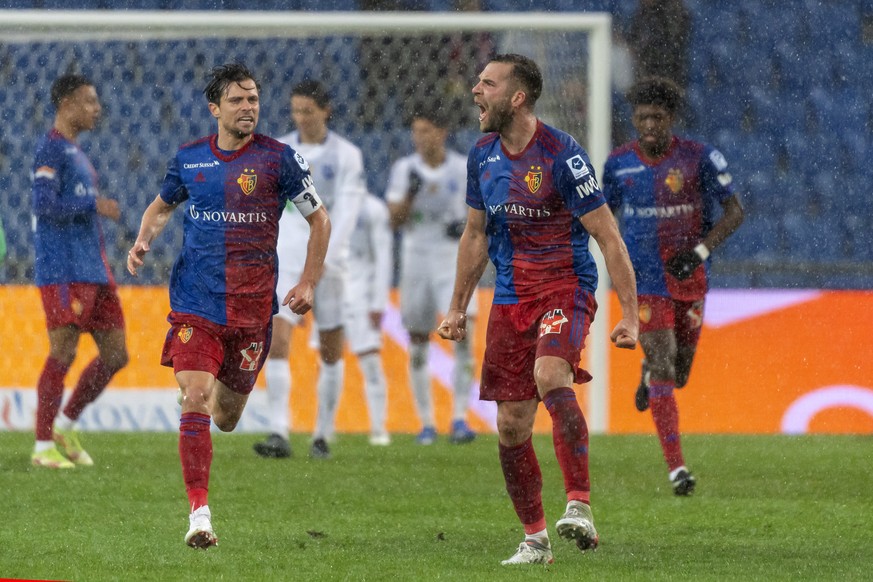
[399,241,478,334]
[275,268,345,331]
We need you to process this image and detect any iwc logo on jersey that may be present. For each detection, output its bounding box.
[525,165,543,193]
[539,309,569,336]
[237,168,257,195]
[665,168,684,194]
[178,326,193,344]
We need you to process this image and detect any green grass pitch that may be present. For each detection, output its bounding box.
[1,431,871,581]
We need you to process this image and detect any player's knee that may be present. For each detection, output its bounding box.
[212,413,240,432]
[105,348,129,373]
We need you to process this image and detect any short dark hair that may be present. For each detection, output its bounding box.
[626,76,684,114]
[291,79,331,110]
[411,106,450,129]
[203,63,260,105]
[50,74,92,108]
[490,53,543,108]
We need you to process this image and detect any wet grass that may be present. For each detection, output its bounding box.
[0,432,870,581]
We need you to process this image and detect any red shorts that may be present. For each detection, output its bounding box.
[638,295,705,347]
[480,287,597,402]
[39,283,125,332]
[160,311,272,395]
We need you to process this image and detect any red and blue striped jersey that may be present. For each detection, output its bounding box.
[466,121,606,304]
[160,134,314,327]
[603,136,736,300]
[31,129,114,287]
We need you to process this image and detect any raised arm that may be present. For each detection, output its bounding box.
[580,204,639,350]
[126,194,177,277]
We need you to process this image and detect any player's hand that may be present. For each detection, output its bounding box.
[665,249,703,280]
[610,318,638,350]
[126,240,150,277]
[283,280,315,315]
[369,311,384,329]
[437,309,467,342]
[96,197,121,222]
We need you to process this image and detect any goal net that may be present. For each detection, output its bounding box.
[0,10,614,431]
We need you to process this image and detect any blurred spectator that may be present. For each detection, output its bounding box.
[627,0,691,91]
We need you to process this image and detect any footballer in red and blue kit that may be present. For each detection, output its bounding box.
[32,128,114,289]
[159,133,314,329]
[602,136,735,302]
[467,120,606,304]
[467,120,607,399]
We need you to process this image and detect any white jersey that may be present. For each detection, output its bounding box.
[276,130,367,277]
[386,148,477,331]
[345,194,393,354]
[384,149,468,254]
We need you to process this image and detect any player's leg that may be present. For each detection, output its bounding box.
[401,265,437,443]
[32,323,79,469]
[640,308,695,495]
[497,399,555,565]
[253,315,294,459]
[534,289,599,552]
[346,300,390,445]
[177,368,219,549]
[674,299,704,389]
[310,273,346,459]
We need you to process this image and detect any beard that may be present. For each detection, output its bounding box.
[480,99,515,133]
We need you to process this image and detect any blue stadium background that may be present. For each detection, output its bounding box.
[0,0,870,288]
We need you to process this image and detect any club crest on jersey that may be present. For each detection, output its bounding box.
[178,326,193,344]
[237,168,257,195]
[525,165,543,193]
[539,309,569,336]
[71,299,83,317]
[665,168,684,194]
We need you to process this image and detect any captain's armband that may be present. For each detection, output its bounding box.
[292,175,323,218]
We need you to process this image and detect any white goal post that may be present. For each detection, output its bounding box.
[0,9,614,432]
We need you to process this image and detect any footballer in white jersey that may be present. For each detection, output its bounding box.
[386,111,478,445]
[275,128,366,330]
[385,148,479,331]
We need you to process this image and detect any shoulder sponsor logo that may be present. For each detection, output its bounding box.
[294,152,309,171]
[478,153,502,169]
[575,176,600,199]
[524,165,543,193]
[566,155,590,179]
[64,146,78,155]
[237,168,257,195]
[709,149,728,171]
[182,160,221,169]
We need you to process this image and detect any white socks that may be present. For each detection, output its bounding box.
[313,360,344,441]
[409,342,434,428]
[264,358,291,436]
[359,352,387,437]
[54,412,75,432]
